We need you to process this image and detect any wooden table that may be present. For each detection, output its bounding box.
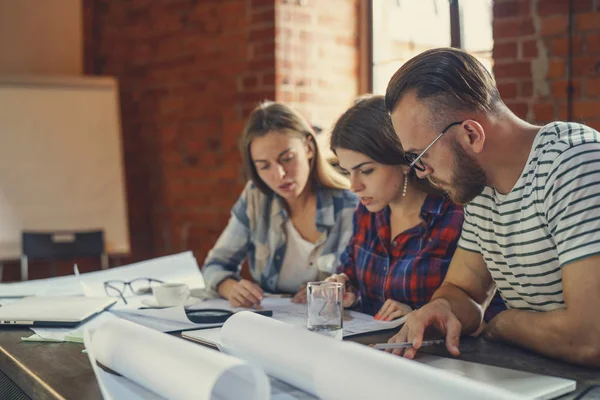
[0,328,100,400]
[0,327,599,400]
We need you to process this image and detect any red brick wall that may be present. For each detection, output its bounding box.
[275,0,360,134]
[82,0,361,268]
[84,0,276,264]
[493,0,600,129]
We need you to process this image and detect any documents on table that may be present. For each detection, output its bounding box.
[83,311,528,400]
[110,305,222,333]
[24,312,118,343]
[0,273,81,297]
[186,297,406,338]
[0,251,204,298]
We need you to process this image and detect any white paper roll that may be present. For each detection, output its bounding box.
[313,341,525,400]
[221,311,525,400]
[220,310,338,397]
[88,318,270,400]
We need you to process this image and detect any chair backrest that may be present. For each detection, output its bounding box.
[22,230,105,261]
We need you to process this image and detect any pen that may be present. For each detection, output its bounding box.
[373,339,445,350]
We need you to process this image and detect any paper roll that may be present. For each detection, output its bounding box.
[221,311,524,400]
[88,318,270,400]
[313,341,524,400]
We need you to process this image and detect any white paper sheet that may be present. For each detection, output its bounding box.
[29,328,72,342]
[187,297,405,337]
[32,312,117,342]
[269,377,318,400]
[110,306,222,333]
[0,274,81,297]
[77,251,205,298]
[0,298,20,306]
[86,318,270,400]
[0,251,204,298]
[220,312,525,400]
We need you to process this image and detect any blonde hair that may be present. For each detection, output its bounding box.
[240,101,349,194]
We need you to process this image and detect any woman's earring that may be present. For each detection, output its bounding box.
[402,171,408,197]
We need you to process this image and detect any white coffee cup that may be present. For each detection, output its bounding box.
[152,283,190,307]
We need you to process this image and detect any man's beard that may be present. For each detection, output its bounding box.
[447,139,487,205]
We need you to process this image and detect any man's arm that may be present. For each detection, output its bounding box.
[487,140,600,367]
[388,247,497,358]
[431,247,497,334]
[484,254,600,367]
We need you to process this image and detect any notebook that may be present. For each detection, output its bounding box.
[416,355,576,399]
[0,296,116,327]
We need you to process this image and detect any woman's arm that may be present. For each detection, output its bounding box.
[202,185,253,293]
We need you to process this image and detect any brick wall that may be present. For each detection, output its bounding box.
[84,0,276,265]
[82,0,361,269]
[275,0,360,134]
[493,0,600,129]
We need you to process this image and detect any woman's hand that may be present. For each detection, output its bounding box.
[325,273,356,308]
[218,278,263,308]
[375,299,412,321]
[291,284,308,304]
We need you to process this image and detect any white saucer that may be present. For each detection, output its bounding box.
[141,297,199,308]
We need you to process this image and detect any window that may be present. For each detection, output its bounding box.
[371,0,493,95]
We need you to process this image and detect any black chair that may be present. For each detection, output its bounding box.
[20,230,108,281]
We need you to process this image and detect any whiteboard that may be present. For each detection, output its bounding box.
[0,75,129,259]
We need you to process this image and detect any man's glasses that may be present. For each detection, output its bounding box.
[104,278,164,304]
[404,121,464,172]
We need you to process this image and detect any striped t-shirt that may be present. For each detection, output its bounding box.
[458,122,600,312]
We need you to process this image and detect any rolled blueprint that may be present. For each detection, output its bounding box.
[220,311,524,400]
[86,318,270,400]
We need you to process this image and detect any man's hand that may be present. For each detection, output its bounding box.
[325,273,356,308]
[291,284,307,304]
[386,298,461,358]
[375,299,412,321]
[220,279,264,308]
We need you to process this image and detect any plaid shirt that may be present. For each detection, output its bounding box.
[339,195,506,320]
[202,181,358,293]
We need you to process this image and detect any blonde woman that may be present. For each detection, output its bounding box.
[202,102,358,307]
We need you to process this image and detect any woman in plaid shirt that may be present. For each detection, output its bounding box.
[202,102,358,308]
[325,95,499,321]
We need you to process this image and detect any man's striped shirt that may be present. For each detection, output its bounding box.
[458,122,600,312]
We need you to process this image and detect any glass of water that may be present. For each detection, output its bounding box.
[306,281,343,340]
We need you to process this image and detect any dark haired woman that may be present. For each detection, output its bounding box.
[326,95,505,322]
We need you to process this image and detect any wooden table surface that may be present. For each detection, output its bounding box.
[0,328,101,400]
[1,327,599,400]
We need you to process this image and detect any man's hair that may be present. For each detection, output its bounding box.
[330,94,442,195]
[385,48,503,127]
